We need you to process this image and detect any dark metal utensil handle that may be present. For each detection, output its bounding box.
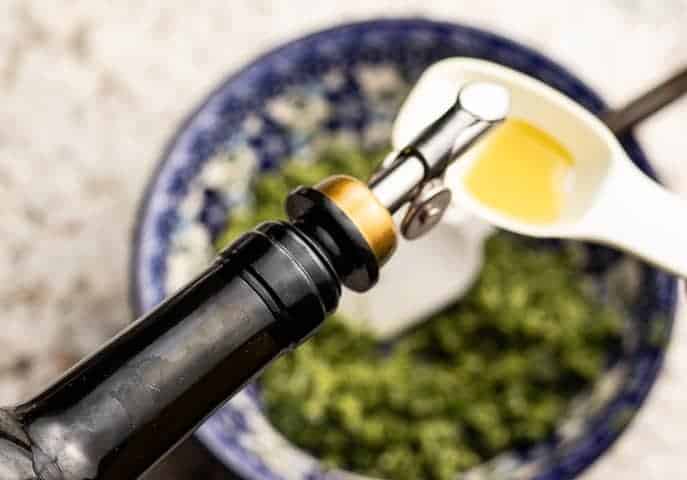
[603,65,687,134]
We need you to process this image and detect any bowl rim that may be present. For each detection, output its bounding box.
[129,16,678,480]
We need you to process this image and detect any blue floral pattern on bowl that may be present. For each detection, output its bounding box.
[130,18,677,480]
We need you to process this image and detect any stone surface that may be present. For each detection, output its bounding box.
[1,1,686,479]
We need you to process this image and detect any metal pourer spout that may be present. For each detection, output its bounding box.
[368,81,510,239]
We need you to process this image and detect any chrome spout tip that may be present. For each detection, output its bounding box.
[369,80,511,219]
[458,82,511,123]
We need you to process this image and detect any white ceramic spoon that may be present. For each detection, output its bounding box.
[340,58,687,339]
[399,57,687,277]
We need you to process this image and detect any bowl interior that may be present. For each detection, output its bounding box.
[132,18,677,480]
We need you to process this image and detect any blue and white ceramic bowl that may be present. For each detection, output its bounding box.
[131,18,677,480]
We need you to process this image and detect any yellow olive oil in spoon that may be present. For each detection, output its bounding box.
[464,118,575,224]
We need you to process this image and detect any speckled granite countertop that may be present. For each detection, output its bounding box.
[1,1,687,479]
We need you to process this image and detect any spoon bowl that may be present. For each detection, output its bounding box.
[396,58,687,277]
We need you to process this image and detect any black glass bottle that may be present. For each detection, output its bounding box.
[0,176,394,480]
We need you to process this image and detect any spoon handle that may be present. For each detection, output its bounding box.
[583,161,687,278]
[603,65,687,135]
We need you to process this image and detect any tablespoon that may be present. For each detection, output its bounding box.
[402,57,687,276]
[341,59,687,339]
